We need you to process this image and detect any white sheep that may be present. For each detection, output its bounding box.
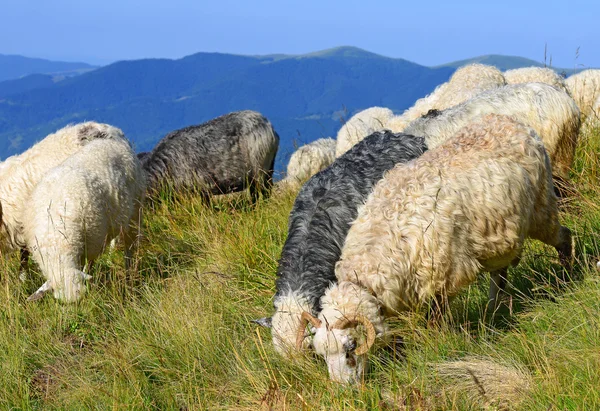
[387,64,506,132]
[404,82,581,181]
[335,107,394,157]
[0,122,126,278]
[504,67,569,94]
[22,137,146,302]
[281,138,336,187]
[565,69,600,131]
[298,115,572,383]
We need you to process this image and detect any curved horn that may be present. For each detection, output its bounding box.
[295,311,322,350]
[332,314,376,355]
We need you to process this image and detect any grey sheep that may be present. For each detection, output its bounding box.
[141,110,279,202]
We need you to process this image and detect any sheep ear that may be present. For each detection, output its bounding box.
[252,317,272,328]
[26,281,53,302]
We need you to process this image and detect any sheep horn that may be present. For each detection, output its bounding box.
[332,314,376,355]
[296,311,322,350]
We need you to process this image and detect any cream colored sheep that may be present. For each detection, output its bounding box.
[23,138,146,302]
[504,67,569,93]
[281,138,336,187]
[0,122,126,278]
[404,82,581,181]
[299,115,572,383]
[387,64,506,132]
[565,69,600,131]
[335,107,394,157]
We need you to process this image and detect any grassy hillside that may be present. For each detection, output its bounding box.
[0,124,599,409]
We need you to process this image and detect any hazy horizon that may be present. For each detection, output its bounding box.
[1,0,598,68]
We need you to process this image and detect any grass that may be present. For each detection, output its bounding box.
[1,127,600,410]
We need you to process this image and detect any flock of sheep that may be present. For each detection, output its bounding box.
[1,64,599,385]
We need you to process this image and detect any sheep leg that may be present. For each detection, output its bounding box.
[19,248,30,282]
[554,225,574,282]
[122,206,143,272]
[489,268,508,312]
[427,293,448,327]
[260,157,276,200]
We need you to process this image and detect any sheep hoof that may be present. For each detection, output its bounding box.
[26,282,52,302]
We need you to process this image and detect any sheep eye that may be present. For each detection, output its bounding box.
[345,353,356,367]
[343,339,357,352]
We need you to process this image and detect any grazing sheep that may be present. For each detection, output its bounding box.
[255,130,427,357]
[504,67,569,93]
[142,110,279,202]
[335,107,394,157]
[300,115,572,383]
[387,64,506,132]
[0,122,126,277]
[23,137,145,302]
[404,82,581,181]
[280,138,336,188]
[565,69,600,130]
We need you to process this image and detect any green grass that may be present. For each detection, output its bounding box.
[2,128,600,410]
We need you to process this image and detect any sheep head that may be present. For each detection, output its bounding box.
[298,311,376,384]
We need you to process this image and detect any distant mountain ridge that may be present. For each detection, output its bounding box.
[0,47,592,174]
[0,54,96,82]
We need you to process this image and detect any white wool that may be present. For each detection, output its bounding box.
[271,292,313,356]
[565,69,600,132]
[404,82,581,179]
[312,115,571,383]
[282,138,336,187]
[504,67,569,94]
[387,64,506,133]
[23,138,145,302]
[335,107,394,157]
[0,122,125,253]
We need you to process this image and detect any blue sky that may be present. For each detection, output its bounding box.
[2,0,598,68]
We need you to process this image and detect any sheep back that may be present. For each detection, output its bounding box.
[335,107,394,157]
[283,138,336,187]
[404,83,581,179]
[504,67,569,94]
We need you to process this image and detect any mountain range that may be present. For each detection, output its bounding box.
[0,47,586,174]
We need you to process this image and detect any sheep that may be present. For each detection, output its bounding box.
[280,138,336,188]
[387,64,506,132]
[23,137,145,302]
[299,115,573,384]
[404,82,581,182]
[565,69,600,131]
[334,107,394,157]
[255,130,427,357]
[504,67,569,94]
[0,122,126,278]
[141,110,279,202]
